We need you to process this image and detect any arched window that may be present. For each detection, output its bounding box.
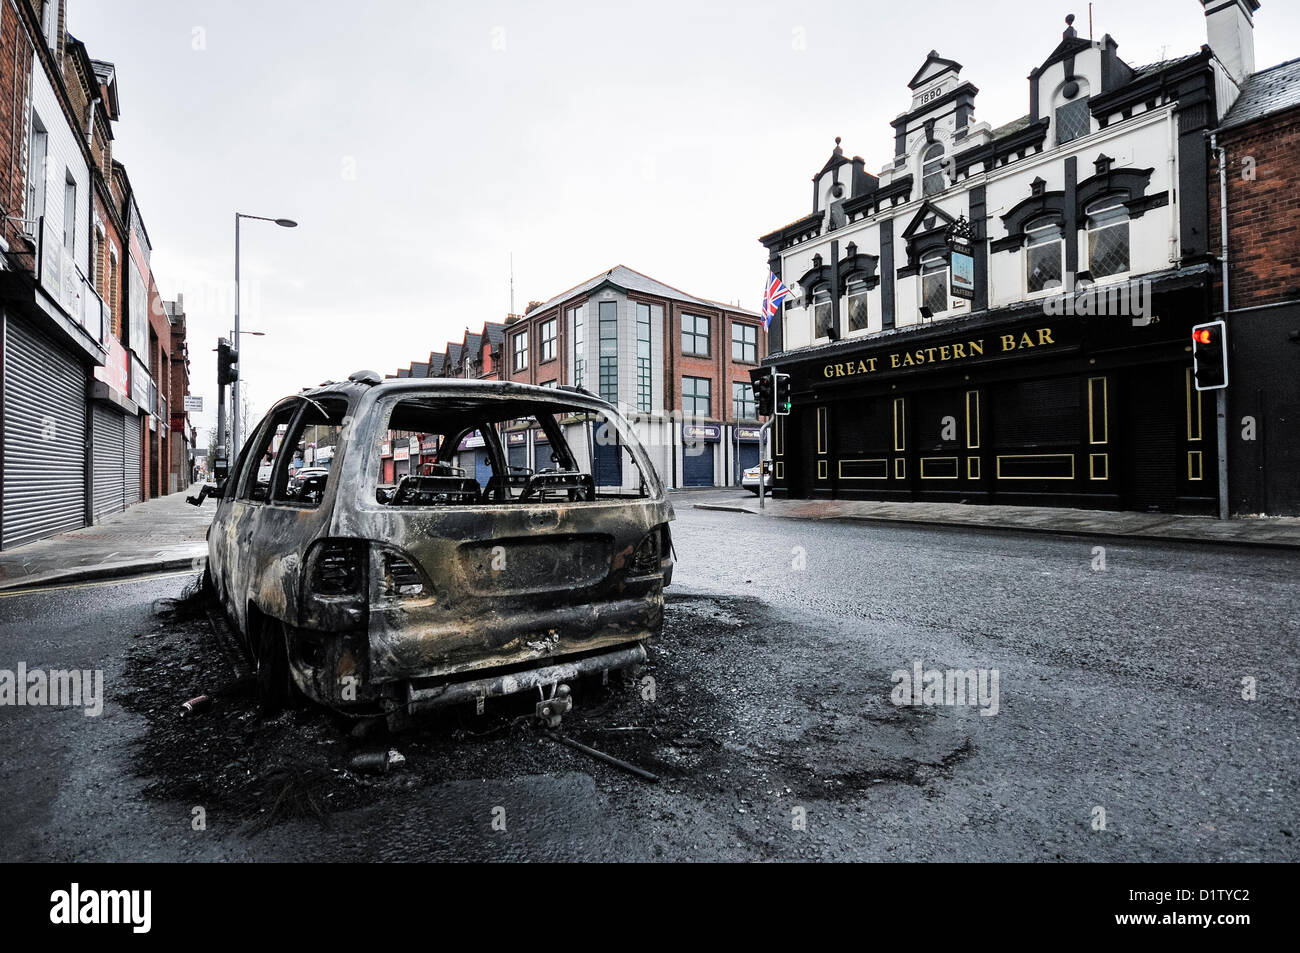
[922,143,946,196]
[845,276,869,333]
[812,286,833,338]
[920,253,949,317]
[1086,197,1130,278]
[1025,216,1064,293]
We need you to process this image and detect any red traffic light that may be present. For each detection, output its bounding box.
[1193,328,1214,345]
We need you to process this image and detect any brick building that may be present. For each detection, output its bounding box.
[1208,44,1300,514]
[387,266,765,488]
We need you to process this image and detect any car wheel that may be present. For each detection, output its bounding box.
[256,617,294,715]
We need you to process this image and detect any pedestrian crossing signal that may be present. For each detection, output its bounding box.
[1191,320,1227,391]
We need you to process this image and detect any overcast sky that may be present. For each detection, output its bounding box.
[67,0,1300,444]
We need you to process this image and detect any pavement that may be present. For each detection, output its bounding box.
[0,483,212,592]
[689,489,1300,550]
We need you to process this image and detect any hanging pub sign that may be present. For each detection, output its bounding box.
[947,215,975,301]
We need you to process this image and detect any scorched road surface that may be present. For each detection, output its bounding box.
[0,502,1295,861]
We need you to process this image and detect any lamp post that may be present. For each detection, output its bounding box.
[232,212,297,455]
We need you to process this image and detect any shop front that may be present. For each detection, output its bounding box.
[767,282,1218,514]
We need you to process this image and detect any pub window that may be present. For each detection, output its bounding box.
[920,253,949,316]
[682,376,711,418]
[846,276,869,332]
[512,329,529,371]
[733,381,756,419]
[922,143,946,197]
[731,322,757,363]
[1025,217,1064,293]
[1055,98,1091,146]
[682,314,710,356]
[1086,196,1130,279]
[539,317,557,362]
[812,286,833,338]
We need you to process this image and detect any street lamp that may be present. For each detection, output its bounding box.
[232,212,297,454]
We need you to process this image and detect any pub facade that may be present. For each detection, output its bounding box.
[758,4,1263,514]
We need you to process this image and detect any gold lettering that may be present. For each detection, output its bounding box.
[902,352,915,367]
[866,357,877,372]
[925,347,938,363]
[1019,332,1035,348]
[834,364,845,377]
[844,362,856,375]
[891,353,901,368]
[1038,328,1055,345]
[953,343,967,359]
[1001,334,1017,351]
[970,340,984,356]
[939,345,952,361]
[857,360,870,374]
[823,365,834,379]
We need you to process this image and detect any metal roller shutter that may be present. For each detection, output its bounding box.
[92,404,126,520]
[682,445,714,487]
[124,413,142,505]
[508,442,527,470]
[3,318,88,547]
[738,443,759,472]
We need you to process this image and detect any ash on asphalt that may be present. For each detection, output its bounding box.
[119,576,972,833]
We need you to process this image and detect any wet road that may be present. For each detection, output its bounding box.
[1,495,1296,861]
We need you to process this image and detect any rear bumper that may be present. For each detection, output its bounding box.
[403,643,646,713]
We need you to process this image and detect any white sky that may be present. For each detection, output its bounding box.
[66,0,1300,444]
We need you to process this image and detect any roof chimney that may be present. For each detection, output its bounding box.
[1202,0,1260,87]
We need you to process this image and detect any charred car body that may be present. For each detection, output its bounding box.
[204,373,674,723]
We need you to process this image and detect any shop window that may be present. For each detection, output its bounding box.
[1025,217,1064,293]
[1086,197,1130,278]
[920,254,949,316]
[922,143,946,197]
[813,286,833,338]
[846,277,870,332]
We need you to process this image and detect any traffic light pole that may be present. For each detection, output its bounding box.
[757,419,771,510]
[215,342,228,485]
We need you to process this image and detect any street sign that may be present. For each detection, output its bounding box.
[184,395,204,412]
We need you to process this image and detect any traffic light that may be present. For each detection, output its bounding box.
[774,372,792,416]
[1192,320,1227,391]
[754,374,773,417]
[217,338,239,387]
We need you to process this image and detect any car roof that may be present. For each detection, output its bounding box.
[298,377,615,413]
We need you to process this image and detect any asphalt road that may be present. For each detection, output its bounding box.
[1,494,1296,861]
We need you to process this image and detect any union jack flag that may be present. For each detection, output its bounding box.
[761,272,792,328]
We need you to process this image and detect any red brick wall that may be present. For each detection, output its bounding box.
[1209,108,1300,310]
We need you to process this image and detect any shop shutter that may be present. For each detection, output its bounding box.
[123,413,142,505]
[508,442,528,470]
[92,403,126,520]
[738,443,759,472]
[3,318,88,547]
[682,445,714,487]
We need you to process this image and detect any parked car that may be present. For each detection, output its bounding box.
[203,372,674,724]
[741,460,773,495]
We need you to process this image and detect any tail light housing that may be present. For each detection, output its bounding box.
[631,526,664,576]
[306,539,367,596]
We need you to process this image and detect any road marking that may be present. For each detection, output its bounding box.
[0,570,197,599]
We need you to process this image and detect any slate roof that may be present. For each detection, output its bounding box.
[530,264,756,315]
[1219,57,1300,131]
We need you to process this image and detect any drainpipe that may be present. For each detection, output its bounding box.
[1210,132,1230,520]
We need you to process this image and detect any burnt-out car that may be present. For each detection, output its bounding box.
[205,372,674,723]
